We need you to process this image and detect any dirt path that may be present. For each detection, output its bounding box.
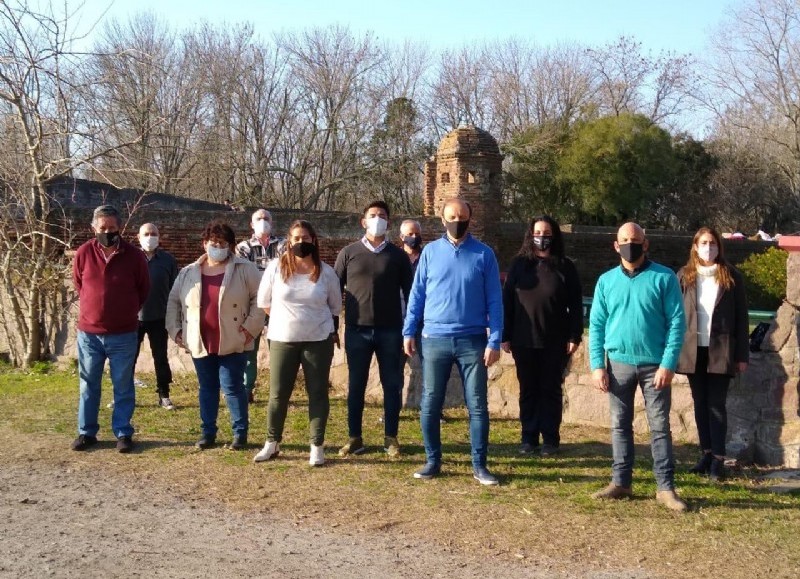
[0,440,648,579]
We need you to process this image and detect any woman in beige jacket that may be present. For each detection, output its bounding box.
[166,221,264,451]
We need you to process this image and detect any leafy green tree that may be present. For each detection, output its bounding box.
[738,247,787,310]
[502,121,576,222]
[556,113,676,225]
[650,135,718,230]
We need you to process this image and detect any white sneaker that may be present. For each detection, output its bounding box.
[253,440,280,463]
[159,397,175,410]
[309,444,325,466]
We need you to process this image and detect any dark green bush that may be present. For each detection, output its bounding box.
[738,246,787,310]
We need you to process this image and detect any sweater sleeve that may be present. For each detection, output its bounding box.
[333,246,347,293]
[135,251,151,310]
[564,258,584,344]
[484,248,504,350]
[588,276,608,370]
[257,260,277,310]
[326,265,343,318]
[501,259,518,344]
[659,272,686,371]
[165,268,187,341]
[242,262,266,338]
[403,249,427,338]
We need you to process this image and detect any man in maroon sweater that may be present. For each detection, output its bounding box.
[71,205,150,453]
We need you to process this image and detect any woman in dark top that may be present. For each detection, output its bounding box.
[676,227,749,481]
[501,215,583,455]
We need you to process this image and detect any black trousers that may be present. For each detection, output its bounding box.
[687,346,731,456]
[511,345,568,447]
[136,319,173,398]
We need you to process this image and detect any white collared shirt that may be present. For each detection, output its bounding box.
[360,235,387,254]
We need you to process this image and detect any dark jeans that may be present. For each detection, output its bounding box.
[136,319,172,398]
[687,347,731,456]
[344,326,404,438]
[511,345,568,447]
[192,352,248,439]
[267,338,334,446]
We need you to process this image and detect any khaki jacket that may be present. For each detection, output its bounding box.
[676,265,749,377]
[166,255,265,358]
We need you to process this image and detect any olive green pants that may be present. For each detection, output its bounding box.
[266,337,334,446]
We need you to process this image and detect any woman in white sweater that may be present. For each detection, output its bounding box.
[676,227,749,481]
[253,220,342,466]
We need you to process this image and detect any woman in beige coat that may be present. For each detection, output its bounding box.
[166,221,264,450]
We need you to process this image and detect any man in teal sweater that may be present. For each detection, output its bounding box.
[589,222,687,512]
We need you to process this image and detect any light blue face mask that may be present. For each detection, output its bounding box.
[207,245,229,262]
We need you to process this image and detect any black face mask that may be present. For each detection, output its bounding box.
[618,242,644,263]
[532,235,552,251]
[96,231,119,248]
[444,219,469,240]
[291,241,315,258]
[402,235,421,250]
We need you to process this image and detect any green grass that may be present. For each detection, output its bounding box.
[1,366,798,578]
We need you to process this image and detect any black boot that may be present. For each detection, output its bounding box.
[689,452,713,475]
[709,457,725,482]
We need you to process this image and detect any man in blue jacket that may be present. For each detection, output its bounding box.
[403,197,503,486]
[589,222,687,512]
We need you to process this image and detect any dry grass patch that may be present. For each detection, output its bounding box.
[1,367,798,578]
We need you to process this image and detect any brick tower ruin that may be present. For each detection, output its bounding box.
[423,125,503,245]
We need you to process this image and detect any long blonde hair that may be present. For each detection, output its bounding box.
[682,227,734,290]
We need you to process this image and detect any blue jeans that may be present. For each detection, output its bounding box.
[608,360,675,491]
[192,353,248,439]
[345,326,404,438]
[77,330,138,438]
[420,334,489,469]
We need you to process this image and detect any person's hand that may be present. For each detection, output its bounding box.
[653,368,674,390]
[484,347,500,367]
[501,341,511,354]
[592,368,609,392]
[566,341,578,355]
[175,331,184,348]
[239,327,254,345]
[736,362,748,373]
[331,332,341,349]
[403,337,415,357]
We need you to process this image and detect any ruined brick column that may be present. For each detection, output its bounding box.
[423,125,504,247]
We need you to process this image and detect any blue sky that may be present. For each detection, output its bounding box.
[75,0,736,55]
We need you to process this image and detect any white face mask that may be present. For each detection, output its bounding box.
[697,244,718,263]
[206,245,229,262]
[365,216,388,237]
[140,235,159,252]
[253,219,271,236]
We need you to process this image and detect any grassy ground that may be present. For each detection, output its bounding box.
[1,364,798,578]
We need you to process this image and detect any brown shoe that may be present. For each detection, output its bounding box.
[656,490,688,512]
[384,436,401,458]
[591,482,633,500]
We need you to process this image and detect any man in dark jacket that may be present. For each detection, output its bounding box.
[136,223,178,410]
[71,205,150,453]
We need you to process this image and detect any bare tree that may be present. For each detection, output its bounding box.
[702,0,800,208]
[586,35,696,128]
[88,12,207,196]
[276,25,390,211]
[0,1,107,366]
